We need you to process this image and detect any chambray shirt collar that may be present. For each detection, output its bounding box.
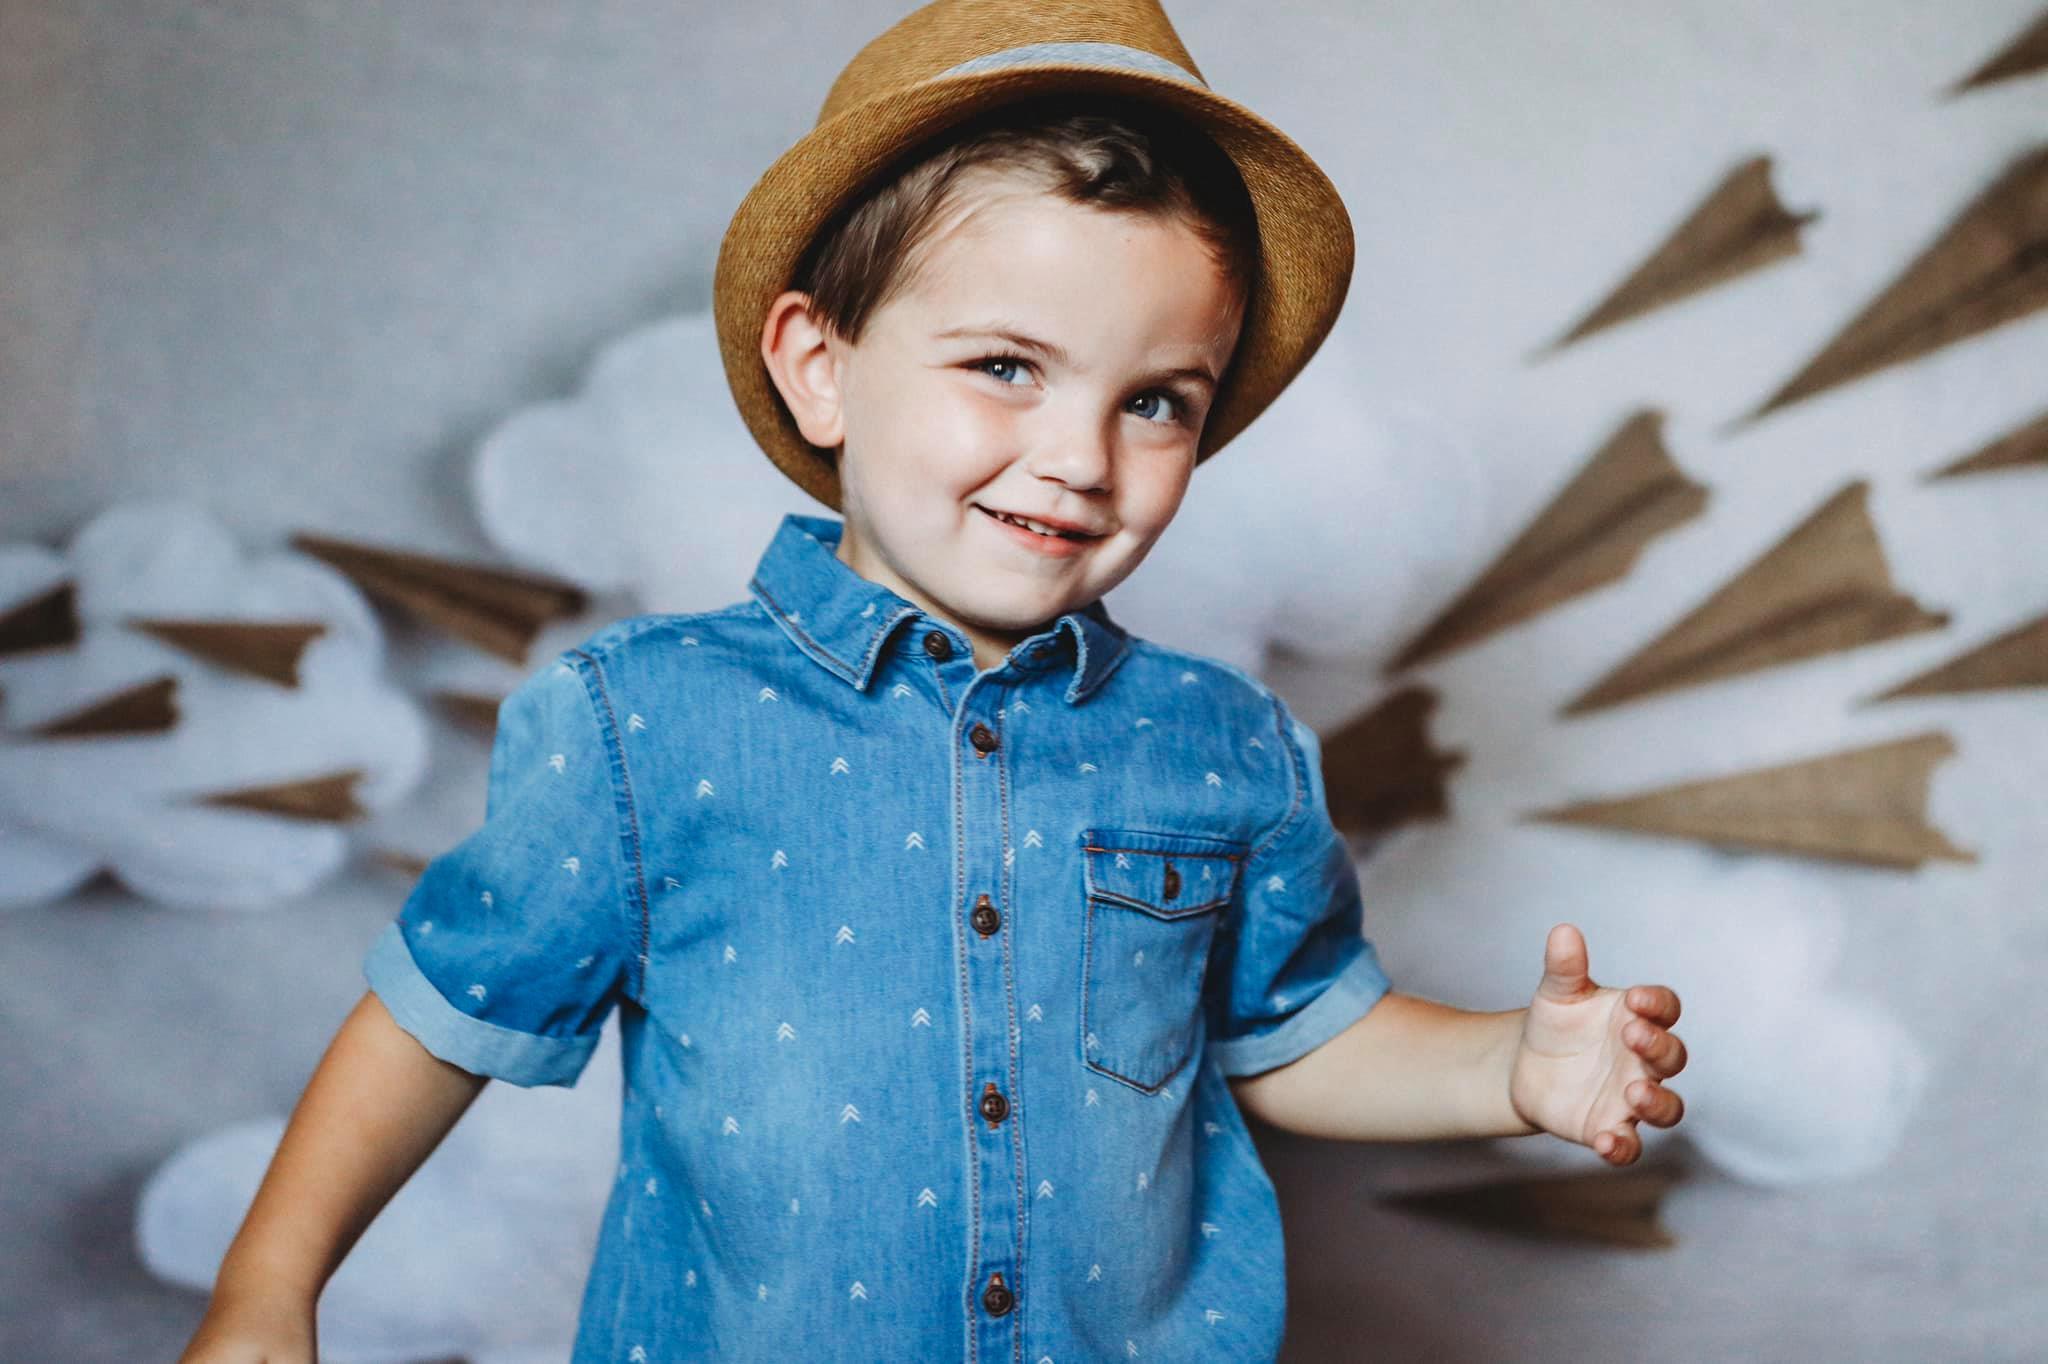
[747,512,1129,704]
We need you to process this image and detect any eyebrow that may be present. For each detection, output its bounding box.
[935,324,1219,394]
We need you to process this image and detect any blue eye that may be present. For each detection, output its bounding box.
[973,355,1033,385]
[1129,391,1181,425]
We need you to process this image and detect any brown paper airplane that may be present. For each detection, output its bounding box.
[1563,481,1946,716]
[1869,612,2048,703]
[1390,410,1709,674]
[371,848,432,878]
[1948,9,2048,96]
[291,532,587,665]
[1319,685,1467,836]
[1530,731,1974,869]
[193,768,369,822]
[1733,145,2048,429]
[0,580,80,657]
[30,675,180,738]
[1925,406,2048,481]
[434,690,509,735]
[1534,156,1816,357]
[125,617,328,688]
[1379,1165,1683,1249]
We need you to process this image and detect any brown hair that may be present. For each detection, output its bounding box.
[792,94,1260,352]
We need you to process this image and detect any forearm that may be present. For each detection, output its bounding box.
[1225,991,1540,1141]
[211,989,488,1302]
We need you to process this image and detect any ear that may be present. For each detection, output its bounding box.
[759,290,846,451]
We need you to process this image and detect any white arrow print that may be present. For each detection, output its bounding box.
[1086,1032,1100,1052]
[696,778,714,798]
[700,1198,712,1216]
[685,1269,696,1286]
[860,601,876,617]
[1205,771,1223,786]
[787,611,801,623]
[681,635,698,645]
[723,1116,739,1134]
[555,661,574,675]
[904,831,926,850]
[1115,852,1132,868]
[677,1032,692,1047]
[645,1177,659,1195]
[758,686,778,702]
[723,945,736,962]
[1134,716,1153,727]
[1202,864,1214,880]
[1204,1121,1221,1136]
[1266,874,1286,892]
[548,753,565,773]
[1127,1341,1139,1357]
[835,925,855,943]
[1024,829,1043,847]
[917,1187,937,1207]
[663,875,681,890]
[1079,761,1098,773]
[1089,1264,1102,1281]
[841,1104,861,1123]
[1026,1003,1042,1021]
[831,756,850,774]
[466,983,485,1001]
[1201,1222,1220,1238]
[1248,736,1263,748]
[576,955,594,969]
[1205,1308,1226,1324]
[849,1282,867,1301]
[627,713,646,732]
[1037,1180,1054,1198]
[1086,1088,1099,1106]
[418,921,433,934]
[1181,670,1198,684]
[910,1008,931,1027]
[1013,698,1030,713]
[770,849,788,869]
[1137,1172,1148,1191]
[758,1284,769,1300]
[561,856,580,875]
[777,1022,795,1041]
[1134,949,1145,965]
[479,890,492,906]
[1003,846,1015,868]
[891,682,912,698]
[629,1346,647,1362]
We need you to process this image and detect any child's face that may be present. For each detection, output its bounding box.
[765,173,1244,671]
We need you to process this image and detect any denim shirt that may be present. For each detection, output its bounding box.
[363,511,1394,1363]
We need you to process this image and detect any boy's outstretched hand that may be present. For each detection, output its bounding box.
[1507,923,1686,1165]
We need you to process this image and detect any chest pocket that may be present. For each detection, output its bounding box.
[1079,827,1247,1093]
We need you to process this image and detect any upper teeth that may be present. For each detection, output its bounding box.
[994,509,1072,537]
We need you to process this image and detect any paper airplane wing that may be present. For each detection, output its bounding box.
[1319,685,1467,836]
[1871,612,2048,702]
[1391,410,1708,673]
[1531,732,1974,868]
[1925,407,2048,481]
[125,618,328,688]
[1948,8,2048,96]
[1564,481,1946,715]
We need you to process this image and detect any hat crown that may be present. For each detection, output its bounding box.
[818,0,1204,124]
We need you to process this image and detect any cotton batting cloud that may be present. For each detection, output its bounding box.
[0,500,430,910]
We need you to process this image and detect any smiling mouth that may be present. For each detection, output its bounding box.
[973,504,1103,541]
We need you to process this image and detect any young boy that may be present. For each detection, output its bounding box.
[184,3,1686,1361]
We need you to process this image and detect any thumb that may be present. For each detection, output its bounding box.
[1536,922,1595,1002]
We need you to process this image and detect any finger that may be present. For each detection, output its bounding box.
[1593,1122,1639,1164]
[1629,1078,1684,1128]
[1626,985,1681,1026]
[1539,923,1594,1002]
[1624,1019,1688,1076]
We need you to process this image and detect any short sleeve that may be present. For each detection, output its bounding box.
[1204,696,1394,1078]
[363,651,641,1087]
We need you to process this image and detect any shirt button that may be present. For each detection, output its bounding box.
[969,723,999,755]
[979,1081,1009,1126]
[923,630,952,660]
[982,1271,1014,1317]
[1162,861,1180,901]
[971,893,1001,937]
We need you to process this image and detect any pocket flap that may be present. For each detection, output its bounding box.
[1081,828,1245,918]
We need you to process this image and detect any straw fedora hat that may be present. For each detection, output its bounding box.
[713,0,1355,512]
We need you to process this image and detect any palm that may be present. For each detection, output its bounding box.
[1507,924,1687,1165]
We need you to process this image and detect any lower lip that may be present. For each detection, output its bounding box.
[975,504,1098,558]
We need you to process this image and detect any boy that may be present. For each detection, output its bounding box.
[184,2,1686,1361]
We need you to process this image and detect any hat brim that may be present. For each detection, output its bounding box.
[714,63,1354,512]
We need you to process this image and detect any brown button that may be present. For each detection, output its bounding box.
[979,1081,1009,1126]
[982,1271,1014,1316]
[971,893,1001,937]
[923,630,952,660]
[969,723,999,755]
[1162,862,1180,901]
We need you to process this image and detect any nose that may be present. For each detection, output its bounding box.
[1025,402,1114,495]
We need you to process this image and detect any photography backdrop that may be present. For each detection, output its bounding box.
[2,1,2044,1360]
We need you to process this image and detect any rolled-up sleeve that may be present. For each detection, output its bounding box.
[1204,695,1393,1078]
[364,650,642,1087]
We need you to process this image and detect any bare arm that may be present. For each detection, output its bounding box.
[180,989,488,1361]
[1226,991,1541,1141]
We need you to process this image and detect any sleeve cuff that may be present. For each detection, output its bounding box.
[362,921,599,1088]
[1206,944,1394,1079]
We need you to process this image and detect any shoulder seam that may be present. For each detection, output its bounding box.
[574,601,764,663]
[565,648,652,1007]
[1248,690,1305,861]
